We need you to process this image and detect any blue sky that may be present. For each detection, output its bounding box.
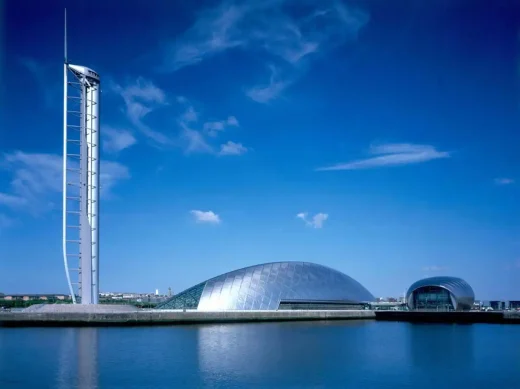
[1,0,519,300]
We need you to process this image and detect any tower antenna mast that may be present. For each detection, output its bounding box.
[64,8,67,64]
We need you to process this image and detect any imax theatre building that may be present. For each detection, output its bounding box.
[405,276,475,311]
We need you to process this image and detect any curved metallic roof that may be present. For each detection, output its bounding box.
[157,261,375,311]
[406,276,475,310]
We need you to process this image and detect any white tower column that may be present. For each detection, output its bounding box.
[62,9,101,304]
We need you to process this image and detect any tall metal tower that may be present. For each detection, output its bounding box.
[62,9,101,304]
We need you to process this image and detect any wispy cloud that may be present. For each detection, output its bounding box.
[19,58,58,108]
[161,0,369,102]
[246,65,290,103]
[296,212,329,229]
[218,141,248,156]
[109,84,249,155]
[0,151,129,214]
[494,178,515,185]
[181,125,214,154]
[177,97,247,155]
[422,266,449,272]
[102,126,137,153]
[0,192,27,208]
[190,210,221,224]
[99,161,131,197]
[316,143,450,171]
[110,78,171,146]
[204,116,239,137]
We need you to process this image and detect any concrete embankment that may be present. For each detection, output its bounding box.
[0,309,375,327]
[375,310,520,324]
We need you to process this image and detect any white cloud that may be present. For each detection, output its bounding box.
[182,106,199,123]
[218,141,248,156]
[494,178,515,185]
[182,125,214,154]
[190,210,221,224]
[110,78,171,146]
[176,97,247,155]
[109,86,249,156]
[161,0,369,103]
[296,212,329,229]
[0,151,129,213]
[98,161,131,197]
[204,115,240,137]
[246,65,290,103]
[316,143,450,171]
[102,126,137,153]
[227,116,239,126]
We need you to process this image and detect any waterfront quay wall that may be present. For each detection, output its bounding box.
[375,310,520,324]
[0,309,375,327]
[2,309,519,327]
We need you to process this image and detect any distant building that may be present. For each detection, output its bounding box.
[509,301,520,310]
[0,294,69,301]
[490,301,505,311]
[406,276,475,311]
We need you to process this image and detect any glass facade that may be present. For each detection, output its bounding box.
[158,282,205,309]
[278,300,367,310]
[412,286,453,310]
[406,276,475,311]
[156,262,375,311]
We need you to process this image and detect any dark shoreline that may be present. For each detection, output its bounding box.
[0,310,375,327]
[1,309,519,327]
[375,310,520,324]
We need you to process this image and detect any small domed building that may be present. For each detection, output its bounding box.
[406,276,475,311]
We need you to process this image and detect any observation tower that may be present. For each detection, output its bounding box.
[62,9,101,304]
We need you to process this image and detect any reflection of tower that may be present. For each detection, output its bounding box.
[57,328,98,389]
[62,9,101,304]
[57,328,75,389]
[77,328,98,389]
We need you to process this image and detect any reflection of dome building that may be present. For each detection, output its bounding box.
[406,276,475,311]
[157,262,375,311]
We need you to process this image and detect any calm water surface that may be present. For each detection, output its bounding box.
[0,321,518,388]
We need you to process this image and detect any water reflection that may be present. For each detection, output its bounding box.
[56,328,99,389]
[77,328,98,389]
[408,323,475,388]
[409,323,475,371]
[196,320,375,386]
[1,322,518,388]
[56,328,75,389]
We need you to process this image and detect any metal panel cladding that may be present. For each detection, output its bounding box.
[406,276,475,310]
[159,262,375,311]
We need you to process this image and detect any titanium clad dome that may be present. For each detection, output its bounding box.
[406,276,475,311]
[157,261,375,311]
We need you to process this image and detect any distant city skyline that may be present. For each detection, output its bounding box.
[1,0,519,300]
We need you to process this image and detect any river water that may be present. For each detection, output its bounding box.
[0,321,518,388]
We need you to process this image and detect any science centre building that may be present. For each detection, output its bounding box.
[157,262,375,311]
[406,276,475,311]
